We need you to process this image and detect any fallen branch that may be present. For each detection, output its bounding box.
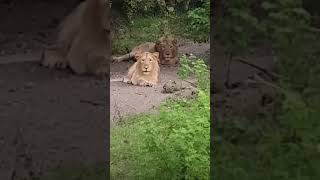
[252,73,282,91]
[234,57,279,80]
[79,99,104,106]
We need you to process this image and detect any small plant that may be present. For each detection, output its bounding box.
[178,54,210,91]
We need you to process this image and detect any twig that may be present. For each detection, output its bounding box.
[225,53,233,88]
[80,99,104,106]
[234,57,279,80]
[182,79,197,88]
[252,73,282,91]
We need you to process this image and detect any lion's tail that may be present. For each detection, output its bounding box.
[112,52,134,63]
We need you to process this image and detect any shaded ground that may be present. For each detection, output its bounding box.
[212,43,278,119]
[0,1,107,179]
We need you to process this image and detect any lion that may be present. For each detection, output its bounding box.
[155,36,178,65]
[41,0,111,76]
[122,52,160,87]
[112,36,178,65]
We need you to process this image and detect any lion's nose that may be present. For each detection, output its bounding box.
[166,52,170,56]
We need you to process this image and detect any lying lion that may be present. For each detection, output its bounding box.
[112,36,178,65]
[41,0,111,76]
[122,51,160,87]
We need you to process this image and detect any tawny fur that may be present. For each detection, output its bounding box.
[41,0,111,76]
[155,36,178,65]
[112,36,178,65]
[123,52,160,87]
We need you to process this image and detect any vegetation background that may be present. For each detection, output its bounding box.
[212,0,320,179]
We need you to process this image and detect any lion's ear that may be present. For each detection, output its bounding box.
[172,38,177,45]
[152,52,160,62]
[155,40,161,51]
[134,51,142,61]
[155,39,161,46]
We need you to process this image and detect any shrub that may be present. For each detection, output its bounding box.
[186,0,210,42]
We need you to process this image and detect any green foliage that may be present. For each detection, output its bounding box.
[262,0,320,92]
[123,0,192,20]
[116,0,209,46]
[216,0,263,55]
[112,14,209,54]
[111,57,210,179]
[186,0,210,42]
[214,89,320,180]
[214,0,320,179]
[112,16,164,54]
[178,54,210,91]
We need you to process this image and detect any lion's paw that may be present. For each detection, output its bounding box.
[123,77,132,84]
[93,66,109,77]
[143,80,156,87]
[41,50,67,69]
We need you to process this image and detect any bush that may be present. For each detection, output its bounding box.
[186,0,210,42]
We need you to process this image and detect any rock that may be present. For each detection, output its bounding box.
[161,80,182,94]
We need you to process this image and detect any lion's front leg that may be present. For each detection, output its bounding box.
[144,80,157,87]
[41,49,68,69]
[137,79,156,87]
[123,77,132,84]
[87,53,109,77]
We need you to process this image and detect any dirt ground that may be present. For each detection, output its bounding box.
[0,1,108,179]
[0,0,278,179]
[110,40,210,124]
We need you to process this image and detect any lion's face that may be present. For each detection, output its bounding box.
[135,52,160,75]
[155,36,178,65]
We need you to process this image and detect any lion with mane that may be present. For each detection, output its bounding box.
[112,36,178,65]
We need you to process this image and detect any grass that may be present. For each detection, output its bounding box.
[111,90,210,179]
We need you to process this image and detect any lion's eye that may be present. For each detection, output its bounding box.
[149,59,152,62]
[170,46,173,48]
